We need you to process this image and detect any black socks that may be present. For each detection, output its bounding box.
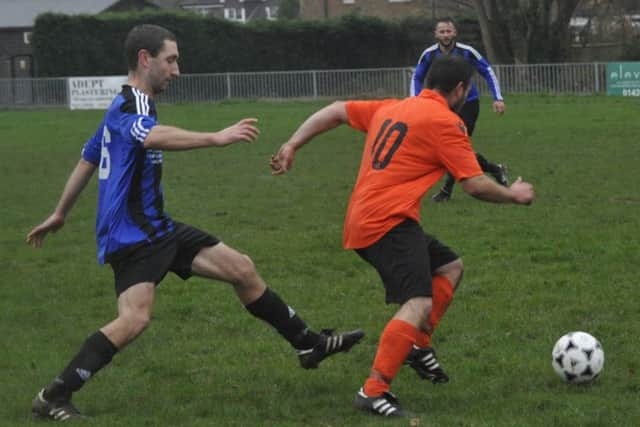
[42,289,319,403]
[476,153,501,175]
[43,331,118,402]
[442,172,455,193]
[245,288,320,350]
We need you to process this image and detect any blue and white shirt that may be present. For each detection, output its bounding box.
[411,42,503,102]
[82,85,174,264]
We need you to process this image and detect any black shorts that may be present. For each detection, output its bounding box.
[458,99,480,136]
[355,219,459,305]
[106,222,220,297]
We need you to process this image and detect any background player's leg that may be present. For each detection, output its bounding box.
[432,173,456,202]
[476,152,509,186]
[433,100,480,202]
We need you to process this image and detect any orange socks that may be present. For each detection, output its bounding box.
[429,275,454,332]
[417,275,455,349]
[363,277,455,397]
[416,331,432,348]
[363,319,419,397]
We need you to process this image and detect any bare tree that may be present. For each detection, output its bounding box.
[472,0,581,63]
[430,0,475,19]
[576,0,639,45]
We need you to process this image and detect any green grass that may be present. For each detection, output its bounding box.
[1,95,639,426]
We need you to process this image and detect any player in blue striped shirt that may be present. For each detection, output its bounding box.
[412,17,509,202]
[28,24,363,421]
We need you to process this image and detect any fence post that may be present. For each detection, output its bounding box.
[403,68,408,97]
[3,64,616,107]
[312,70,318,99]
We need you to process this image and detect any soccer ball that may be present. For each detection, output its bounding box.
[552,331,604,384]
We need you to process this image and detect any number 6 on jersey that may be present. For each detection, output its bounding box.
[99,125,111,180]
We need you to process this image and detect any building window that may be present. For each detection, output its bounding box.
[182,4,222,16]
[23,32,33,45]
[224,8,246,22]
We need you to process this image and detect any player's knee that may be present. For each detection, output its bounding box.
[402,296,432,325]
[452,258,464,289]
[122,311,151,338]
[451,258,464,277]
[440,258,464,290]
[132,314,151,337]
[231,254,259,286]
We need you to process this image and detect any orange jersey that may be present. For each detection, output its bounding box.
[343,89,482,249]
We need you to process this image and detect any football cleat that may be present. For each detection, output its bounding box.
[405,346,450,384]
[493,164,509,187]
[32,389,85,422]
[431,189,451,202]
[297,329,364,369]
[353,387,407,417]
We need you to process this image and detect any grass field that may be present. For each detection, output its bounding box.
[1,95,639,426]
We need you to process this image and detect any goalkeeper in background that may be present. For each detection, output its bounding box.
[412,17,509,202]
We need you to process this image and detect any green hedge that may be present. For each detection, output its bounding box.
[33,11,481,77]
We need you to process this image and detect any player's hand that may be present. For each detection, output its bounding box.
[510,177,535,205]
[493,100,505,115]
[26,212,65,248]
[270,143,296,175]
[214,118,260,146]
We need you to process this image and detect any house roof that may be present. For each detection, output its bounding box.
[0,0,278,29]
[148,0,277,8]
[147,0,183,7]
[0,0,120,28]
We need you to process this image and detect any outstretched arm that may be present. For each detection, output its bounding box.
[26,159,97,248]
[144,118,259,150]
[270,101,348,175]
[460,175,534,205]
[469,50,505,114]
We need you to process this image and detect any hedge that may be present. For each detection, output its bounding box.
[33,11,481,77]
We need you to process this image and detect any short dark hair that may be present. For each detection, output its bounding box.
[425,55,473,94]
[124,24,176,71]
[435,16,457,30]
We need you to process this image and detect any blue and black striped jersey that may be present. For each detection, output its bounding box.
[82,85,174,264]
[411,42,503,102]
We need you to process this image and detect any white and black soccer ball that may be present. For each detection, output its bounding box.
[552,331,604,384]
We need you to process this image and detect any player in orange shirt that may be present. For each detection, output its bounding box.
[270,55,535,417]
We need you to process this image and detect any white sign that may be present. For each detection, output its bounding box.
[68,76,128,110]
